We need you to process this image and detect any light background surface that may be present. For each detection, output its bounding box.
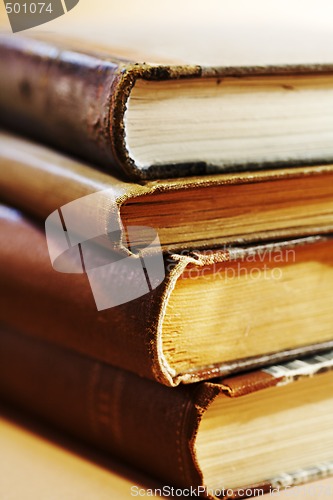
[1,1,333,65]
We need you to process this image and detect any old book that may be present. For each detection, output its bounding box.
[1,31,333,180]
[1,328,333,498]
[1,133,333,254]
[1,204,333,386]
[2,415,333,500]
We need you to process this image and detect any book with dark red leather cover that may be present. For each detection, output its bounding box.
[1,132,333,255]
[0,328,332,498]
[1,204,333,387]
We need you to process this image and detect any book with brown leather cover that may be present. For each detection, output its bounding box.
[1,132,333,255]
[1,32,333,180]
[0,328,332,499]
[1,204,333,387]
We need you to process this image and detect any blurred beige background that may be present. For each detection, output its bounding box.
[1,0,333,65]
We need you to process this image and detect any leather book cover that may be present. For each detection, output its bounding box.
[0,328,332,498]
[2,132,333,255]
[1,204,333,387]
[1,32,333,180]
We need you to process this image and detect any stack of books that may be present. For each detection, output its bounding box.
[0,11,333,498]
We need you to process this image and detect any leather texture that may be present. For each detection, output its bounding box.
[1,132,333,256]
[1,205,333,387]
[0,328,332,497]
[1,34,333,180]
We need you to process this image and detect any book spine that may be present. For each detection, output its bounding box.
[0,328,206,489]
[0,35,204,181]
[0,206,176,385]
[0,35,130,178]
